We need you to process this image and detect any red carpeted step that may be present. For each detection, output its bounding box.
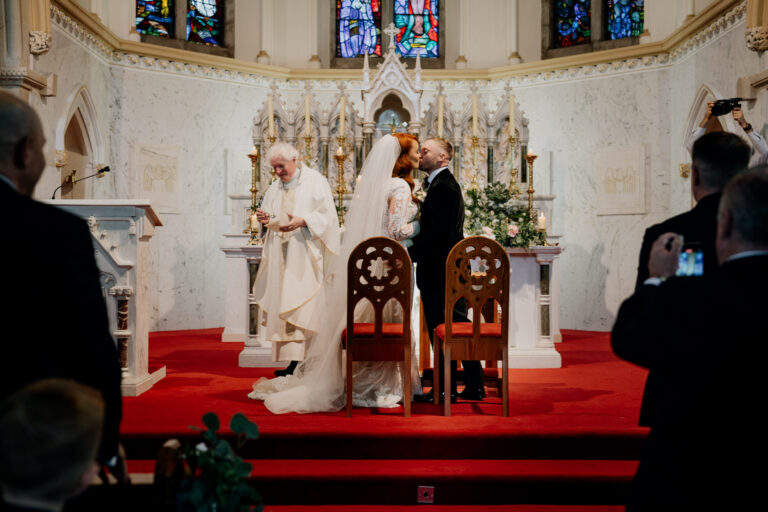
[265,507,626,512]
[126,459,636,505]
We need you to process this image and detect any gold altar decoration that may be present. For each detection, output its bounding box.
[247,145,262,246]
[508,131,519,196]
[525,152,538,217]
[334,137,348,224]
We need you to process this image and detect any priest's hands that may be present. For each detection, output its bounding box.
[280,213,306,232]
[255,209,272,225]
[648,232,683,279]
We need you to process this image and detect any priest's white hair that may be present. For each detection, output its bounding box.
[266,142,299,163]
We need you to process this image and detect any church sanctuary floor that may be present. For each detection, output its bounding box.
[111,329,648,507]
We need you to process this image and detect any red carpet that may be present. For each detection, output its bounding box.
[120,329,648,506]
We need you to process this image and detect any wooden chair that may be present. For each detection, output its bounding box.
[433,236,510,417]
[341,236,413,417]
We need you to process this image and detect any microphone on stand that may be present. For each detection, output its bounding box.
[51,165,111,199]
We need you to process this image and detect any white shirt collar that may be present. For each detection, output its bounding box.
[280,165,302,190]
[725,250,768,263]
[427,166,448,184]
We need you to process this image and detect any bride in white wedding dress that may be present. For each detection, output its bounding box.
[248,133,423,413]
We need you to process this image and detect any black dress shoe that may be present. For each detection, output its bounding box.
[457,387,485,401]
[413,392,458,404]
[273,361,298,377]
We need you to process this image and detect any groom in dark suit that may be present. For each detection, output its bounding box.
[409,138,484,402]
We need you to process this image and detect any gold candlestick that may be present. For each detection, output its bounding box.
[304,134,313,167]
[524,152,538,217]
[507,134,519,196]
[334,137,348,224]
[247,145,262,246]
[469,135,480,190]
[267,135,277,183]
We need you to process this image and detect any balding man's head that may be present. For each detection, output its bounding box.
[0,91,46,196]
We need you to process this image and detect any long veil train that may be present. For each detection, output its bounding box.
[248,135,403,413]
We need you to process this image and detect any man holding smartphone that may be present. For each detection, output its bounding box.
[612,169,768,510]
[632,132,749,432]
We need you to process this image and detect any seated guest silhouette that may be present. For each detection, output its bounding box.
[0,379,105,511]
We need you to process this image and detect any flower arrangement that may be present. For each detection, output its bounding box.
[464,182,546,248]
[177,412,262,512]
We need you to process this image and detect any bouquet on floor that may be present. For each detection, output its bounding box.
[464,182,546,248]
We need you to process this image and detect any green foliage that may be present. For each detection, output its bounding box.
[178,412,262,512]
[464,182,546,248]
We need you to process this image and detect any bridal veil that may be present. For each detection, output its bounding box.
[248,134,402,413]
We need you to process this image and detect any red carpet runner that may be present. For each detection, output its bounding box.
[119,329,648,506]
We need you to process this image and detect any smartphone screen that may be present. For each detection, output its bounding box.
[676,246,704,277]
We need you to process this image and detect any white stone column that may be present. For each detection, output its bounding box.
[306,0,320,68]
[2,0,23,68]
[505,247,563,368]
[506,0,521,65]
[239,246,274,367]
[257,0,274,64]
[455,0,469,69]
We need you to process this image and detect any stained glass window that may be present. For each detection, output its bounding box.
[336,0,382,58]
[186,0,224,46]
[554,0,591,48]
[394,0,439,58]
[606,0,644,40]
[136,0,175,38]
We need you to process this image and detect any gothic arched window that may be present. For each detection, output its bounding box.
[333,0,445,68]
[187,0,225,46]
[136,0,175,38]
[605,0,644,40]
[136,0,232,56]
[393,0,439,58]
[545,0,643,58]
[336,0,382,58]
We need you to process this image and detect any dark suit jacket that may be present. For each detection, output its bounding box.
[0,180,122,462]
[635,192,721,290]
[612,255,768,510]
[408,167,465,314]
[633,192,721,428]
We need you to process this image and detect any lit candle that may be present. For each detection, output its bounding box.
[268,95,275,138]
[537,212,546,230]
[305,94,311,135]
[250,213,259,230]
[336,145,344,156]
[437,95,444,138]
[472,95,478,137]
[339,96,346,135]
[509,94,515,128]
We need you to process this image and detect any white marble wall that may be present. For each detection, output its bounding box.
[29,3,766,332]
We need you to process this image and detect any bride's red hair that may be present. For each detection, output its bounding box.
[392,133,419,197]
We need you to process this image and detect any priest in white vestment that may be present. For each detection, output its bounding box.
[252,143,340,375]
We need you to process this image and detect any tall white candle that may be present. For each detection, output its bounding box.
[509,94,515,129]
[339,96,346,135]
[305,95,311,135]
[472,95,478,137]
[268,95,275,138]
[437,95,444,138]
[537,212,546,230]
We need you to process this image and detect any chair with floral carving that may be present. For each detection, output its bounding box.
[341,237,413,417]
[434,236,510,416]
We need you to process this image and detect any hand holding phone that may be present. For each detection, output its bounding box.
[649,233,683,279]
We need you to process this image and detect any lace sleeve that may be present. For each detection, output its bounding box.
[387,180,420,241]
